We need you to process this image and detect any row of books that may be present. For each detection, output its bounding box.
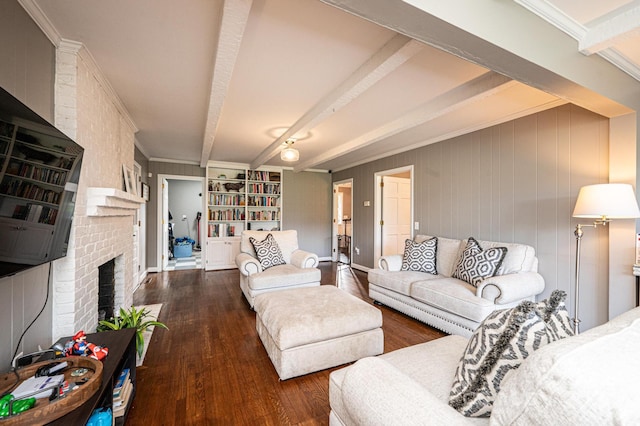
[246,182,280,194]
[247,210,280,221]
[1,178,61,204]
[113,368,133,418]
[247,195,280,207]
[247,170,280,182]
[208,193,245,206]
[7,160,69,185]
[12,203,58,225]
[208,208,244,221]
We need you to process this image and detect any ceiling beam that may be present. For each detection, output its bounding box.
[293,71,514,172]
[200,0,252,168]
[249,33,423,170]
[579,3,640,55]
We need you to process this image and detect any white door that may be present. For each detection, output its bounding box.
[381,176,411,256]
[162,178,170,270]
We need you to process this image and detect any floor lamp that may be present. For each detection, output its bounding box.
[572,183,640,334]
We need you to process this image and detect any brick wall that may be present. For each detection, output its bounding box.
[51,40,137,340]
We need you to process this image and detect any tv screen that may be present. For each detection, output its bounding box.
[0,87,83,278]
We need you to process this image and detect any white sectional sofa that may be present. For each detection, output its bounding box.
[329,306,640,425]
[368,235,545,337]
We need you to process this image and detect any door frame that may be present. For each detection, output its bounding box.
[332,178,353,263]
[156,174,206,271]
[133,161,146,288]
[374,165,413,267]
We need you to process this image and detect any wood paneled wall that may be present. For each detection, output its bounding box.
[0,0,56,370]
[282,170,332,257]
[333,104,611,329]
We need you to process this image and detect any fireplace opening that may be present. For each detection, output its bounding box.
[98,259,116,321]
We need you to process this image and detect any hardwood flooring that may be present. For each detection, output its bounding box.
[127,263,445,425]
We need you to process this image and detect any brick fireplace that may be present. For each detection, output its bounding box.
[50,41,142,340]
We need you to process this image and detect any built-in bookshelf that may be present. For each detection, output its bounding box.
[205,165,282,270]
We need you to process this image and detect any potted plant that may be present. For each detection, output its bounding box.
[98,306,168,357]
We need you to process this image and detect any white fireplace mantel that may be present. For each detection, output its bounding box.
[87,187,145,217]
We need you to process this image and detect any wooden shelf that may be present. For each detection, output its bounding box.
[48,328,137,425]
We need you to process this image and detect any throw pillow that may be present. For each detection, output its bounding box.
[400,237,437,274]
[449,290,573,417]
[249,233,286,270]
[452,237,507,286]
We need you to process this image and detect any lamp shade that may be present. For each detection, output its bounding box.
[573,183,640,219]
[280,140,299,162]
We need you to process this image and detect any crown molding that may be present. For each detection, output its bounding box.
[18,0,62,46]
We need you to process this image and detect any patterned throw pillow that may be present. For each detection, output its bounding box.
[400,237,437,274]
[452,237,507,286]
[449,290,574,417]
[249,233,286,270]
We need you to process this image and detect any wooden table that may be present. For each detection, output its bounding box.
[48,328,136,425]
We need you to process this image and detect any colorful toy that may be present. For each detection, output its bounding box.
[0,394,36,418]
[68,331,109,361]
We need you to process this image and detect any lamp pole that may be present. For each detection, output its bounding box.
[573,224,583,334]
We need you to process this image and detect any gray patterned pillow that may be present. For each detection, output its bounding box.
[449,290,573,417]
[452,237,507,286]
[249,233,286,270]
[401,237,437,274]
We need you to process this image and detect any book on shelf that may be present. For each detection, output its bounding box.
[113,378,131,406]
[113,367,130,399]
[113,379,133,417]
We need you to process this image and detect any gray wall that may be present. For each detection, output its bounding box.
[0,0,57,371]
[282,170,333,258]
[167,179,203,241]
[333,104,610,330]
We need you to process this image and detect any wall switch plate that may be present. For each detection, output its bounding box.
[355,247,360,255]
[363,201,371,207]
[414,222,419,230]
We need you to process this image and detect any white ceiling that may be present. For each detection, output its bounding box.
[21,0,640,172]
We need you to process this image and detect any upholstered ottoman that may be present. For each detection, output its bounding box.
[254,285,384,380]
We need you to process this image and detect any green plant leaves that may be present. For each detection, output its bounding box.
[97,306,168,357]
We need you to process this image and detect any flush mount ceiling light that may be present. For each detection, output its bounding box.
[280,139,299,162]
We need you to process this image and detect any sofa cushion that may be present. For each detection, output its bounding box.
[241,230,299,263]
[474,239,537,274]
[249,233,286,269]
[449,291,573,417]
[416,235,461,277]
[492,307,640,425]
[368,268,442,297]
[401,237,437,274]
[452,237,507,286]
[410,278,496,323]
[248,264,320,291]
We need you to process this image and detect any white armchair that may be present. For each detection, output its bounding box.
[235,230,321,308]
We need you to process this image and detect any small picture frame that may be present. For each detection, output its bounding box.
[122,165,136,195]
[141,182,150,202]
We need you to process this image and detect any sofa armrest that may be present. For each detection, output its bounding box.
[378,255,403,271]
[236,252,262,276]
[476,272,545,305]
[341,357,472,426]
[290,249,319,269]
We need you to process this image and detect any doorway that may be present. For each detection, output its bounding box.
[332,179,353,265]
[133,162,146,288]
[157,174,206,271]
[374,166,413,267]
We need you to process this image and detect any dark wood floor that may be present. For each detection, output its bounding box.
[127,262,445,425]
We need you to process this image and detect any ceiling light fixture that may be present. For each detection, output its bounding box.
[281,139,299,162]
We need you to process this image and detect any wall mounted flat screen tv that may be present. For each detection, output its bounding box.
[0,87,83,278]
